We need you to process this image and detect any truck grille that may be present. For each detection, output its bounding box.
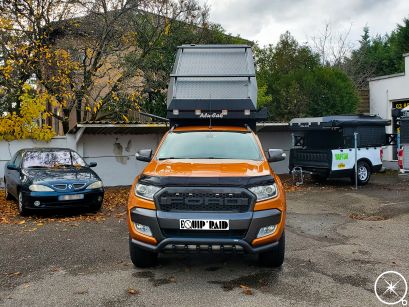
[157,191,252,212]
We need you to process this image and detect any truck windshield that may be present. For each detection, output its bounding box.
[156,131,263,161]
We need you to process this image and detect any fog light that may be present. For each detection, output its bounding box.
[173,109,179,115]
[195,109,201,115]
[221,110,228,115]
[134,223,152,237]
[33,200,41,207]
[257,225,277,238]
[244,109,251,116]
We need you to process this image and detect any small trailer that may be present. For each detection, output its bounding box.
[289,115,391,185]
[398,106,409,173]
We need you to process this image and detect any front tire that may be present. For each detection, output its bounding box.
[259,231,285,267]
[129,237,158,268]
[351,161,371,186]
[18,191,29,216]
[4,181,13,200]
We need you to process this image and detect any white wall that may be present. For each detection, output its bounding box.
[0,130,292,187]
[369,54,409,161]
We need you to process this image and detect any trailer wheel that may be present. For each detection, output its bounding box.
[352,161,371,185]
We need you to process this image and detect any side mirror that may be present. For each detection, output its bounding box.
[88,162,97,168]
[136,149,152,162]
[7,164,19,171]
[267,149,286,162]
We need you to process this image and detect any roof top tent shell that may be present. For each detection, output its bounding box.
[289,115,391,148]
[167,45,265,129]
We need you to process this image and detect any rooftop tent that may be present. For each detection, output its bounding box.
[167,45,266,129]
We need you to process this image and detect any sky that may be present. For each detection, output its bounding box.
[200,0,409,48]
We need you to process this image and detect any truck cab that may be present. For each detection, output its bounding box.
[127,45,286,267]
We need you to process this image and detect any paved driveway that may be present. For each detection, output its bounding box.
[0,174,408,306]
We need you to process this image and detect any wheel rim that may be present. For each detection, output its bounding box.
[18,192,23,212]
[358,166,368,181]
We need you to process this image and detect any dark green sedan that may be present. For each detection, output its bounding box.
[3,148,104,215]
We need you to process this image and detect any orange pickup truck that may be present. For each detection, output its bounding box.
[127,44,287,267]
[127,125,286,267]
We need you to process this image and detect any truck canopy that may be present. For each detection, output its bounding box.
[167,45,266,128]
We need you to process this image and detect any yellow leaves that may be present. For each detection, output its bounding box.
[122,115,129,122]
[0,86,55,142]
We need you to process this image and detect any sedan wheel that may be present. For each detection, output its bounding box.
[18,191,28,216]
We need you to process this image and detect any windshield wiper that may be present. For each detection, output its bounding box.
[158,157,180,160]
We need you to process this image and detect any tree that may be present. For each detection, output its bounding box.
[256,32,358,121]
[343,17,409,90]
[125,5,249,117]
[0,0,81,139]
[0,0,222,135]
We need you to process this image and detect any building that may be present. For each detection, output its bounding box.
[369,53,409,163]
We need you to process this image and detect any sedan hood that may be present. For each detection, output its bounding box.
[24,168,99,183]
[143,159,272,177]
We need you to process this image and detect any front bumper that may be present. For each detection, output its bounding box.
[21,189,104,209]
[129,207,282,254]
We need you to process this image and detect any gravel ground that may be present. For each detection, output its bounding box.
[0,173,408,306]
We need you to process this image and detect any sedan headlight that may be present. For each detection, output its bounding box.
[135,183,161,200]
[29,184,54,192]
[87,181,103,189]
[249,184,278,201]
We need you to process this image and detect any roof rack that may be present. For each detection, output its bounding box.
[166,44,266,130]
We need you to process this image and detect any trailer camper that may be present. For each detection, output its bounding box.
[289,115,391,185]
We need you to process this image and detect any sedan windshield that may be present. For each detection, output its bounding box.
[156,131,263,161]
[22,151,86,168]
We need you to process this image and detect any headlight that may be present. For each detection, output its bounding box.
[135,183,161,200]
[87,181,103,189]
[249,184,278,201]
[29,184,54,192]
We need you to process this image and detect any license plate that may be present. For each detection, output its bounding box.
[58,194,84,201]
[180,219,229,230]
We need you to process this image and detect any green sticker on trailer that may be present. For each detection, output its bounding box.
[335,153,349,161]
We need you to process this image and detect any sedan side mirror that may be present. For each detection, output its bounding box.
[267,149,286,162]
[136,149,152,162]
[88,162,97,167]
[7,164,19,171]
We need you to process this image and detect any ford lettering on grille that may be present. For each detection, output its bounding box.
[158,192,251,212]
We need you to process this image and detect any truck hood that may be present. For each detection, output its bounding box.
[143,159,272,177]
